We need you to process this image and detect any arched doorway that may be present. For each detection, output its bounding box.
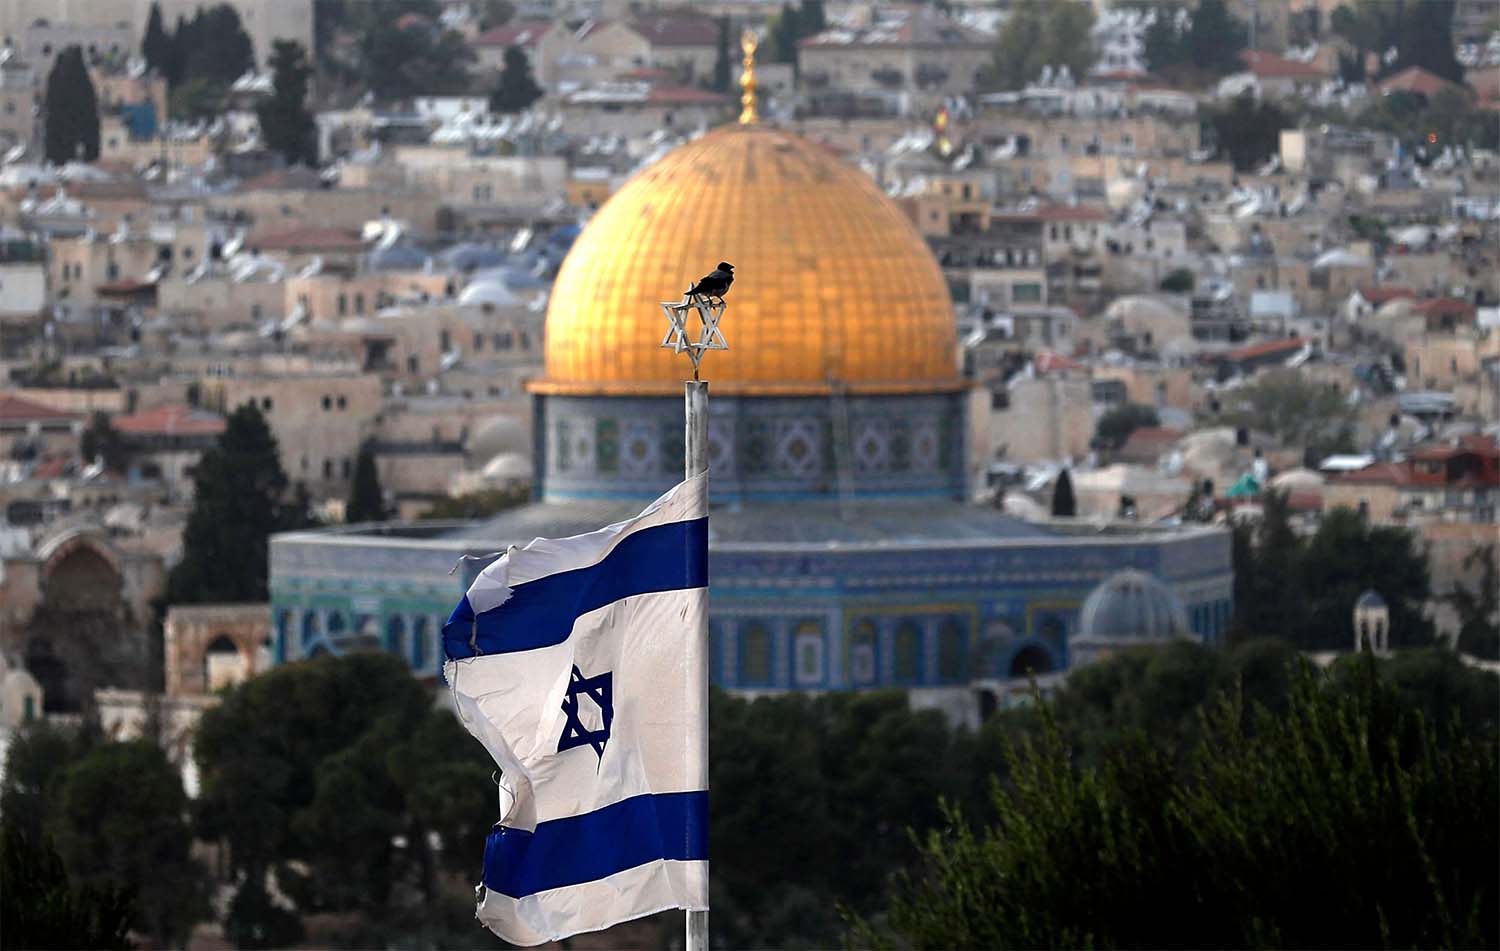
[204,635,244,692]
[25,536,139,713]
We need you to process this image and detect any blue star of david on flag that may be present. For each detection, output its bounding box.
[557,665,613,762]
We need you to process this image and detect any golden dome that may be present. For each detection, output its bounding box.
[535,124,962,396]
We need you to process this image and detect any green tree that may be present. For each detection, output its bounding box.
[176,4,256,87]
[0,721,92,843]
[170,76,225,121]
[0,824,134,951]
[163,403,290,606]
[1051,468,1076,517]
[1187,0,1248,74]
[983,0,1095,91]
[1394,0,1462,82]
[51,740,206,945]
[141,1,172,77]
[1449,543,1500,659]
[1158,267,1194,292]
[257,40,317,167]
[489,45,543,113]
[194,653,493,940]
[765,1,825,67]
[345,441,387,523]
[1217,368,1354,464]
[1094,402,1159,450]
[712,16,732,93]
[852,658,1499,949]
[80,410,129,472]
[1209,93,1291,172]
[356,6,474,101]
[43,47,100,164]
[1235,497,1435,651]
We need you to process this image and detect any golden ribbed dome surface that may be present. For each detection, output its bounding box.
[536,124,961,396]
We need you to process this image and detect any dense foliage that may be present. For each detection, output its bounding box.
[194,652,493,946]
[1143,0,1247,80]
[982,1,1095,91]
[1209,94,1292,172]
[419,486,530,519]
[1331,0,1463,84]
[256,40,318,167]
[1095,402,1160,450]
[348,0,475,101]
[1448,543,1500,660]
[490,46,544,114]
[344,440,388,523]
[43,47,100,164]
[765,0,826,67]
[80,410,130,472]
[1,725,203,945]
[1215,367,1355,464]
[852,652,1499,949]
[1234,492,1435,650]
[164,403,297,606]
[0,824,134,950]
[1050,468,1076,517]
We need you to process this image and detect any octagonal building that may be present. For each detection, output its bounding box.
[268,124,1233,702]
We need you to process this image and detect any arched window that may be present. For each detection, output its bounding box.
[850,620,878,685]
[1038,614,1066,641]
[387,615,409,660]
[937,618,965,682]
[793,621,823,686]
[274,609,292,663]
[204,635,242,692]
[740,621,772,684]
[893,620,923,684]
[325,612,348,643]
[412,616,431,671]
[300,611,320,650]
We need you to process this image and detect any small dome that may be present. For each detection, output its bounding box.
[441,242,506,272]
[459,279,518,309]
[1076,570,1191,643]
[467,415,526,459]
[1355,590,1387,610]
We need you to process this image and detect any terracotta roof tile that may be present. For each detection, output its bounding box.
[113,404,226,437]
[0,393,81,422]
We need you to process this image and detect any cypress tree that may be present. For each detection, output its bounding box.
[1051,469,1077,517]
[43,47,100,164]
[490,46,543,113]
[256,40,317,166]
[345,441,387,524]
[141,2,171,77]
[163,404,289,605]
[712,16,732,93]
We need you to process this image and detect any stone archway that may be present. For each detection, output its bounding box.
[24,532,140,714]
[164,605,271,696]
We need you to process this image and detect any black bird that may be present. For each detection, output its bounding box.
[687,262,734,302]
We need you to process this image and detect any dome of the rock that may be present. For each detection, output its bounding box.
[536,123,962,397]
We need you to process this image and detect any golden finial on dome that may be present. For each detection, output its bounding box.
[738,29,758,124]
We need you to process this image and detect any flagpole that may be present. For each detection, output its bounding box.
[684,378,710,951]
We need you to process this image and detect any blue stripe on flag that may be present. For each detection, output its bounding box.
[443,517,708,660]
[481,791,708,898]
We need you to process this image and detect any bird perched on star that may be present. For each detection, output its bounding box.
[687,262,734,304]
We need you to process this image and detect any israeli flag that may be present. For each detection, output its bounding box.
[442,475,709,945]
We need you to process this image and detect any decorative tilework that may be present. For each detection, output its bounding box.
[774,419,820,477]
[853,419,891,475]
[622,420,658,477]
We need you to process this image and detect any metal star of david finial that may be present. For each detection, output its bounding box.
[659,293,728,381]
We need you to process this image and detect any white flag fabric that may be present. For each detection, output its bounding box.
[442,475,709,946]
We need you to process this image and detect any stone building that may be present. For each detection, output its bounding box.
[163,604,271,697]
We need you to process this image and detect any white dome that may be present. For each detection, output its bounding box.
[458,279,518,309]
[467,415,526,459]
[1075,570,1192,644]
[481,452,531,480]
